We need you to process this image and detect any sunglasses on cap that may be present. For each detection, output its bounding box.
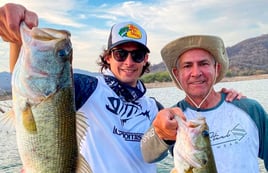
[111,49,147,63]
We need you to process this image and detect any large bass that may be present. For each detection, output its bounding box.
[10,22,91,173]
[171,116,217,173]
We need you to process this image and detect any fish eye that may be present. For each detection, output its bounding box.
[57,49,67,57]
[202,130,209,137]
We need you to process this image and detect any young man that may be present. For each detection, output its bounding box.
[74,21,162,172]
[141,35,268,173]
[0,3,243,172]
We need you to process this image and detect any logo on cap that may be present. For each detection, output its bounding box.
[118,24,142,39]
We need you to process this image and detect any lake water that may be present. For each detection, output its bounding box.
[0,79,267,172]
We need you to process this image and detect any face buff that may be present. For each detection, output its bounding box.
[104,75,146,102]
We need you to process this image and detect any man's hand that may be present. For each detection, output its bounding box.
[0,3,38,43]
[0,3,38,72]
[153,107,185,141]
[221,87,244,102]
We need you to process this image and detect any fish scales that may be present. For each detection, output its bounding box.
[11,22,91,173]
[15,88,77,172]
[171,116,217,173]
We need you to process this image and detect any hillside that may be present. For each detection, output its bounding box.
[1,34,268,94]
[0,72,11,100]
[149,34,268,76]
[227,34,268,76]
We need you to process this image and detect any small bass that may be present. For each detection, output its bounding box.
[171,116,217,173]
[11,22,91,173]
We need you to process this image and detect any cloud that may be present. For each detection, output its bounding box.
[0,42,9,72]
[0,0,268,72]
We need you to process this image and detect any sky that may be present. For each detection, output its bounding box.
[0,0,268,73]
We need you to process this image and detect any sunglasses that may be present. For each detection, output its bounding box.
[111,49,146,63]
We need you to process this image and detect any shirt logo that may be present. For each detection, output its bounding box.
[210,123,247,148]
[106,97,151,142]
[106,97,150,126]
[113,126,143,142]
[118,24,142,39]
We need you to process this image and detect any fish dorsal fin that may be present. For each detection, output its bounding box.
[76,111,89,145]
[75,111,92,172]
[76,153,92,173]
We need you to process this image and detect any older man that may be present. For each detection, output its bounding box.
[141,35,268,173]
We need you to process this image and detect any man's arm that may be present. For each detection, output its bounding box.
[141,108,185,162]
[141,126,171,163]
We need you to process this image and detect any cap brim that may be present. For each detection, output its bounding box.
[109,40,150,53]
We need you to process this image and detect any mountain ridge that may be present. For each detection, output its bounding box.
[150,34,268,76]
[1,34,268,96]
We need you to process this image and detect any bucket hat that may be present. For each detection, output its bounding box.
[161,35,229,89]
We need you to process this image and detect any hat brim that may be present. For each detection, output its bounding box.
[109,40,150,53]
[161,35,229,89]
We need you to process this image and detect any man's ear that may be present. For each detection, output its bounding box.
[216,62,222,77]
[172,68,178,78]
[143,54,149,65]
[105,54,112,64]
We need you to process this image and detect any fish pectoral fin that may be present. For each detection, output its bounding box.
[22,106,37,133]
[76,153,92,173]
[0,109,16,132]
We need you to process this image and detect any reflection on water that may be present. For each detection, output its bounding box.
[0,79,267,172]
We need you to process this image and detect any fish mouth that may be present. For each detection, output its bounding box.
[174,117,210,168]
[31,26,71,41]
[14,23,73,103]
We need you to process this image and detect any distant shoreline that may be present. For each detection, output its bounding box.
[1,74,268,98]
[145,74,268,88]
[0,94,11,101]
